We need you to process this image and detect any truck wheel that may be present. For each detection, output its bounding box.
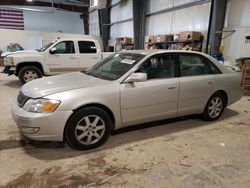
[65,107,113,150]
[18,66,43,84]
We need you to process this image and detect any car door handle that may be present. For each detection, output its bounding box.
[69,57,77,59]
[92,57,98,59]
[208,81,213,84]
[168,86,176,90]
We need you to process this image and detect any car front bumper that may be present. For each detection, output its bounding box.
[11,99,73,141]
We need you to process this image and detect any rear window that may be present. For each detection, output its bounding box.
[78,41,97,54]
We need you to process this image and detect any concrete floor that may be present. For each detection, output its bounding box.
[0,68,250,188]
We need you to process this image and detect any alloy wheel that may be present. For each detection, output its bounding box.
[23,70,39,82]
[74,115,106,145]
[208,97,223,119]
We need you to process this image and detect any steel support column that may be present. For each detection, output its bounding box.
[133,0,146,49]
[81,13,89,35]
[207,0,227,56]
[99,0,110,52]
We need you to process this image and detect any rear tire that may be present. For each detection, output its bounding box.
[18,66,43,84]
[201,92,226,121]
[65,107,113,150]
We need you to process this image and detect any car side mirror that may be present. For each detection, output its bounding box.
[124,72,147,83]
[50,47,57,54]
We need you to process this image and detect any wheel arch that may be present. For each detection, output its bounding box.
[63,103,116,141]
[213,90,228,106]
[16,62,44,76]
[201,90,228,121]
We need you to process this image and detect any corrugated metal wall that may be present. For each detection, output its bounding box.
[224,0,250,28]
[222,0,250,62]
[146,0,211,35]
[109,0,211,38]
[222,28,250,62]
[89,10,100,36]
[110,0,133,39]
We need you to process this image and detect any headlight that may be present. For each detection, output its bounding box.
[7,57,14,65]
[23,98,61,113]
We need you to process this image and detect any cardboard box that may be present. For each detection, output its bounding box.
[122,37,132,44]
[154,35,162,43]
[180,31,202,41]
[154,35,174,43]
[116,37,133,45]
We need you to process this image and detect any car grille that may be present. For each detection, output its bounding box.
[17,92,29,107]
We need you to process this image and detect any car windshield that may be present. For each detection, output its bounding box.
[85,53,145,81]
[36,41,55,52]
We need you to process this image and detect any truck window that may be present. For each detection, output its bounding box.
[78,41,97,54]
[54,41,75,54]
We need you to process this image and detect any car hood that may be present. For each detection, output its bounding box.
[1,51,11,57]
[21,72,111,98]
[6,50,38,56]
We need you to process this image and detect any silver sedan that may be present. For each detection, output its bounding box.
[12,50,242,150]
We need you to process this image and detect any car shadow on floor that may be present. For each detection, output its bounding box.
[0,139,22,151]
[12,108,238,161]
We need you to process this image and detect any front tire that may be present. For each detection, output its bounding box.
[202,92,226,121]
[65,107,113,150]
[18,66,43,84]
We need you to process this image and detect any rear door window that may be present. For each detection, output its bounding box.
[179,54,213,76]
[78,41,97,53]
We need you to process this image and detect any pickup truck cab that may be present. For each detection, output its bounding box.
[2,37,112,84]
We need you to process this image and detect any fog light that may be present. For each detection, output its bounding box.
[21,126,40,134]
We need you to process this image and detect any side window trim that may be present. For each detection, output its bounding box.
[178,53,215,77]
[136,53,177,80]
[203,56,222,74]
[53,40,75,54]
[78,40,97,54]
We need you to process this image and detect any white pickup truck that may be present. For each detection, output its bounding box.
[1,37,113,84]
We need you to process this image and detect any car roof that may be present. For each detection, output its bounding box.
[119,49,208,56]
[118,50,232,74]
[56,37,97,41]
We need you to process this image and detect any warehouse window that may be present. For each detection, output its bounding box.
[179,54,212,76]
[78,41,97,53]
[137,54,176,79]
[54,41,75,54]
